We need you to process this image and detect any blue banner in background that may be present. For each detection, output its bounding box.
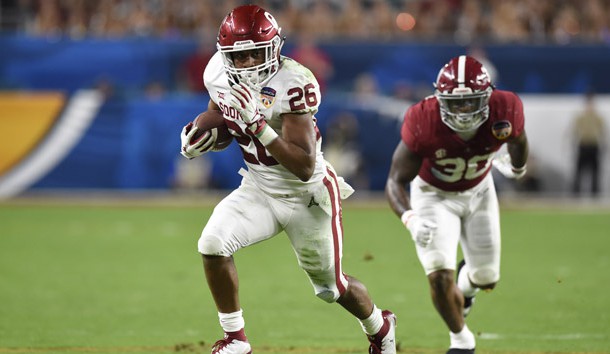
[32,93,247,191]
[0,36,195,93]
[2,36,609,192]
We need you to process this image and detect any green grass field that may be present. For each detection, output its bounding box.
[1,198,609,354]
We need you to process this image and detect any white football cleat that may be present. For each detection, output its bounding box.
[211,329,252,354]
[367,310,397,353]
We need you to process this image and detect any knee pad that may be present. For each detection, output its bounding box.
[198,233,230,256]
[315,289,340,303]
[470,267,499,286]
[422,250,450,274]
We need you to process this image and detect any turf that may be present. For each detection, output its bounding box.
[0,201,608,353]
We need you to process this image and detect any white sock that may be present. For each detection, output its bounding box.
[359,305,383,335]
[457,264,480,298]
[218,309,245,333]
[449,324,476,349]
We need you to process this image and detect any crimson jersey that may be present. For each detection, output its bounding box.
[401,89,524,192]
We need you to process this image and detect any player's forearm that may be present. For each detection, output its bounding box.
[266,139,316,181]
[508,132,529,168]
[385,178,411,218]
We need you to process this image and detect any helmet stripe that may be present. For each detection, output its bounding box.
[457,55,466,88]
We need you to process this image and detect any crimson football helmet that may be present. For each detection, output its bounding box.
[434,55,493,132]
[217,5,284,91]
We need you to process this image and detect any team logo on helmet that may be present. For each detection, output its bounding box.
[492,120,512,140]
[260,87,276,108]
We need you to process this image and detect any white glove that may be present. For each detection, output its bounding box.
[229,83,278,146]
[401,210,437,248]
[180,122,215,159]
[492,152,526,179]
[229,84,264,128]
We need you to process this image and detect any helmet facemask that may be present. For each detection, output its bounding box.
[218,35,283,92]
[436,86,492,132]
[433,55,494,133]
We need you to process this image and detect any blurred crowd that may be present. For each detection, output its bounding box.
[1,0,609,44]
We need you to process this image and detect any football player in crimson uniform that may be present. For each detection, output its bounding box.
[386,55,529,354]
[179,5,396,354]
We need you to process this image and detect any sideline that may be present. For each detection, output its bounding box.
[1,190,610,212]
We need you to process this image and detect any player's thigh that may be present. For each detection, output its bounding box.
[411,180,461,274]
[284,197,339,275]
[282,193,349,302]
[198,185,280,256]
[416,202,462,274]
[461,182,501,284]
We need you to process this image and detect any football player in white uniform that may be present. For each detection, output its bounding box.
[386,55,529,354]
[179,5,396,354]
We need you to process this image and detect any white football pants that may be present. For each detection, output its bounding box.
[198,168,351,302]
[410,174,501,285]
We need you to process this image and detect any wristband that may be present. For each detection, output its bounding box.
[255,123,279,146]
[401,210,415,226]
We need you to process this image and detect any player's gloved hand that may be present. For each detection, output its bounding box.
[401,210,437,248]
[229,83,278,146]
[180,122,215,159]
[229,84,264,128]
[492,152,526,179]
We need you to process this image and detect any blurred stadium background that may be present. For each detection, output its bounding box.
[2,1,610,354]
[0,0,609,201]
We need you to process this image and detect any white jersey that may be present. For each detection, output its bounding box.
[204,51,327,196]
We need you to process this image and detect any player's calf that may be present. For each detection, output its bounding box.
[456,260,479,317]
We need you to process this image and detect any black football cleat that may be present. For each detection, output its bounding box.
[446,348,475,354]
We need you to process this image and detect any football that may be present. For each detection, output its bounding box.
[192,110,233,151]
